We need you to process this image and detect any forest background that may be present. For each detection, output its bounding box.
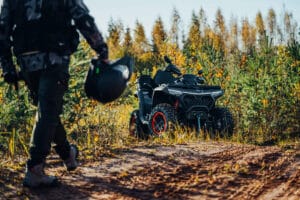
[0,7,299,160]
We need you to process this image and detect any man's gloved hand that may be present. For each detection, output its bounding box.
[3,70,18,84]
[1,56,19,85]
[96,43,109,62]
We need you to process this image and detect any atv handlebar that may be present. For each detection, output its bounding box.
[164,56,182,76]
[161,55,207,86]
[164,56,172,65]
[165,64,182,76]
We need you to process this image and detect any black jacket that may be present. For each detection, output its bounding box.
[0,0,108,73]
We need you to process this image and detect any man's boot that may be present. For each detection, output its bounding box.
[63,144,79,171]
[23,163,58,188]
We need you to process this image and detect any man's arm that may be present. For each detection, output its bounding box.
[67,0,108,60]
[0,0,18,84]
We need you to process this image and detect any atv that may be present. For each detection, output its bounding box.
[129,56,234,139]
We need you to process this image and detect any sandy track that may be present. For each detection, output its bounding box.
[0,141,299,199]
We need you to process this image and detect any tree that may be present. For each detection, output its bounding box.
[184,11,202,53]
[199,7,208,35]
[122,27,132,55]
[214,9,227,55]
[107,19,124,58]
[284,12,292,40]
[241,18,256,54]
[132,21,150,55]
[283,12,298,43]
[255,11,266,44]
[151,16,167,54]
[132,21,152,72]
[229,16,239,53]
[169,7,181,46]
[214,9,226,36]
[267,8,277,42]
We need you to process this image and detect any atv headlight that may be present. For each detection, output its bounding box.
[168,89,183,96]
[211,90,224,98]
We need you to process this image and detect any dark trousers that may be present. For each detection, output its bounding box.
[22,60,71,168]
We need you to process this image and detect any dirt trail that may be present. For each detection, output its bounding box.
[0,141,299,199]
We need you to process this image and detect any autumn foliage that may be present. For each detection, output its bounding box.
[0,7,299,159]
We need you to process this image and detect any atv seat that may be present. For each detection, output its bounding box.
[138,75,156,94]
[154,70,175,85]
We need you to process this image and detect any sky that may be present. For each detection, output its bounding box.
[0,0,299,37]
[85,0,300,38]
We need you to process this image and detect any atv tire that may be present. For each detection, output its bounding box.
[211,107,234,137]
[149,103,176,136]
[129,110,149,139]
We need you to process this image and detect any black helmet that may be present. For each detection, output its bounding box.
[84,56,133,103]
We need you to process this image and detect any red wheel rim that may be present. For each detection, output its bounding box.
[151,112,167,135]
